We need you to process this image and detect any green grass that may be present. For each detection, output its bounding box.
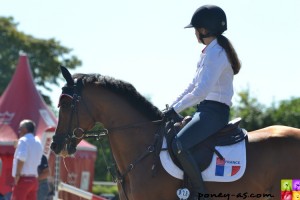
[92,184,118,196]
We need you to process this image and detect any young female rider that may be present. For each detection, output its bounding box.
[163,5,241,200]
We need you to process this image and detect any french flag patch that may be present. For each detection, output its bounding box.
[215,157,241,176]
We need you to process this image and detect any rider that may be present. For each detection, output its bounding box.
[164,5,241,199]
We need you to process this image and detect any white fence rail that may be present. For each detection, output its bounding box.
[58,182,107,200]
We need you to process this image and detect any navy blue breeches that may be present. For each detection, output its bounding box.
[175,100,230,151]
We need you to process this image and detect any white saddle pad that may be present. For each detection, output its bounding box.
[159,130,247,182]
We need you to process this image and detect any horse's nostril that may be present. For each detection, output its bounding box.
[50,142,56,150]
[50,142,61,154]
[67,145,77,155]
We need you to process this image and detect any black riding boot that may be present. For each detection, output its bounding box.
[172,140,207,200]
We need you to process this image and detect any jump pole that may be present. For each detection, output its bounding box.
[58,182,107,200]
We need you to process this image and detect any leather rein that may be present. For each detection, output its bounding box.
[57,79,166,200]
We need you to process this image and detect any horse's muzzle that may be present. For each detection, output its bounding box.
[51,135,78,156]
[51,134,67,155]
[51,141,77,156]
[50,141,62,154]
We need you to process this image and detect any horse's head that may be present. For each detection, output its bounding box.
[50,66,99,156]
[51,66,163,156]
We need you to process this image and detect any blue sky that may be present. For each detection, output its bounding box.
[2,0,300,110]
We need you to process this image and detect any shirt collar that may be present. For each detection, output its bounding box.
[202,38,218,53]
[24,133,34,138]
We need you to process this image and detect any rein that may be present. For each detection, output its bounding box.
[83,119,163,139]
[58,79,166,200]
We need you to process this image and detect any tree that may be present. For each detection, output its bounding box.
[85,122,116,181]
[0,16,82,105]
[180,107,196,117]
[231,89,267,131]
[231,89,300,130]
[265,98,300,128]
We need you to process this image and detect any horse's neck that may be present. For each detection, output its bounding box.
[105,107,149,130]
[90,88,145,127]
[113,126,157,175]
[108,106,157,141]
[90,89,159,171]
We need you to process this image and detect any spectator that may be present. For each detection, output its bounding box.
[11,119,43,200]
[37,155,50,200]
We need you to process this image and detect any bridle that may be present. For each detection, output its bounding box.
[52,78,109,155]
[53,78,166,200]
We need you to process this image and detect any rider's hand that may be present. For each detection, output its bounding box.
[163,107,183,122]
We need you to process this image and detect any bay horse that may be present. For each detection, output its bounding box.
[51,67,300,200]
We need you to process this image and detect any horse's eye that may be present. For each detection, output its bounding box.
[59,96,73,108]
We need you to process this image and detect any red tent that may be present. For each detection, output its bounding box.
[0,53,57,152]
[0,54,97,199]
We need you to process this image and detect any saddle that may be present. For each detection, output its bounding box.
[165,117,246,172]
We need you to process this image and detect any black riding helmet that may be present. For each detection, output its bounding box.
[185,5,227,43]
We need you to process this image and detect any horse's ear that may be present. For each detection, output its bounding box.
[60,66,74,86]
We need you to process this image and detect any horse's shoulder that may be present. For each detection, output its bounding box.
[248,125,300,142]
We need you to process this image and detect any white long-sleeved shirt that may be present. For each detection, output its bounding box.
[12,133,43,177]
[171,39,234,113]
